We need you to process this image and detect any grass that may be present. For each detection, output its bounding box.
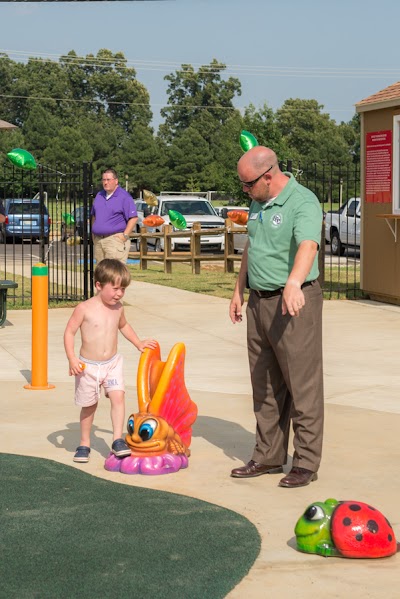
[128,260,249,301]
[0,270,82,309]
[128,260,362,301]
[2,257,362,310]
[322,263,363,299]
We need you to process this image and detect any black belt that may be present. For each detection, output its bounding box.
[251,280,315,299]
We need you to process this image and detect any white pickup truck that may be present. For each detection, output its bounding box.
[135,195,225,252]
[325,197,361,256]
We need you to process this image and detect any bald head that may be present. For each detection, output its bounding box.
[237,146,288,201]
[238,146,278,173]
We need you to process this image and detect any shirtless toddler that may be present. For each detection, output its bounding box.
[64,258,157,463]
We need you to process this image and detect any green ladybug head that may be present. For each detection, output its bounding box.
[295,498,340,557]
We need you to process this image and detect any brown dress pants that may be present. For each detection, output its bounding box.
[246,280,324,472]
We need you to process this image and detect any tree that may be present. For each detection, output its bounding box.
[163,127,213,190]
[242,103,290,160]
[276,99,353,165]
[83,49,153,133]
[0,53,20,125]
[202,112,245,197]
[116,124,168,194]
[23,104,63,161]
[339,113,360,163]
[78,114,125,183]
[159,59,241,145]
[0,130,26,163]
[43,126,93,166]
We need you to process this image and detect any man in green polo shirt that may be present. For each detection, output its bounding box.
[229,145,324,488]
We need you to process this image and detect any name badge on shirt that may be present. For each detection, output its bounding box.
[249,212,258,220]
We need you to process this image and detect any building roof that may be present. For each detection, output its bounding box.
[356,82,400,113]
[0,119,18,130]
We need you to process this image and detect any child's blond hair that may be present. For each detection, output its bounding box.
[94,259,131,288]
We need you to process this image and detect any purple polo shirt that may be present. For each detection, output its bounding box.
[91,186,137,236]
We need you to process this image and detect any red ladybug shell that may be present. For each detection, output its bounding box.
[331,501,397,558]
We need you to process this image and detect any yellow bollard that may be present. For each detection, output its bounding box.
[24,263,55,390]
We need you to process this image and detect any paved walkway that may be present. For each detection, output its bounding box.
[1,283,400,598]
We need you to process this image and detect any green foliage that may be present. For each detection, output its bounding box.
[159,59,241,144]
[164,126,213,190]
[0,51,361,196]
[276,98,353,165]
[43,126,94,164]
[116,124,168,194]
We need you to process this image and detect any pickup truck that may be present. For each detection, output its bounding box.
[215,205,249,253]
[325,197,361,256]
[135,195,225,251]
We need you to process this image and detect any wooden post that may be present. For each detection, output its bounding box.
[192,222,201,274]
[140,226,148,270]
[224,219,235,273]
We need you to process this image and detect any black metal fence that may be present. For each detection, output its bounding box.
[0,159,361,306]
[0,161,94,304]
[283,160,361,299]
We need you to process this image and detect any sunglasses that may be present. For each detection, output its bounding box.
[240,165,273,188]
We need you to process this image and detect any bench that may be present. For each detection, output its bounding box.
[0,280,18,326]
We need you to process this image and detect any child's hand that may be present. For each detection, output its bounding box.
[69,357,85,376]
[137,338,158,352]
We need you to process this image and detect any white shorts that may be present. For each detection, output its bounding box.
[74,353,125,407]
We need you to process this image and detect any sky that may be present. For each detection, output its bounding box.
[2,0,400,132]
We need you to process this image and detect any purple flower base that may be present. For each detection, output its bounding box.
[104,452,189,475]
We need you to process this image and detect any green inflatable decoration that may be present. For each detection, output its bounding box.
[168,210,187,230]
[7,148,37,170]
[62,213,75,225]
[239,130,259,152]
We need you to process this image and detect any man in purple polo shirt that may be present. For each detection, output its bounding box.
[91,168,138,264]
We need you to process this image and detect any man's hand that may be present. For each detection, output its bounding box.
[229,292,244,324]
[282,280,304,317]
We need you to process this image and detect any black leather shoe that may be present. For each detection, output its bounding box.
[231,460,283,478]
[278,467,318,488]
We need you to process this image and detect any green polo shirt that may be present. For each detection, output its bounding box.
[247,173,322,291]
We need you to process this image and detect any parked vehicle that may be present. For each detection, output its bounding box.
[60,206,90,242]
[325,197,361,255]
[219,206,249,253]
[136,195,225,251]
[0,198,51,243]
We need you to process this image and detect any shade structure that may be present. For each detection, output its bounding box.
[0,119,18,130]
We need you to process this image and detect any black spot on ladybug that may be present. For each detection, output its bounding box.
[367,520,379,534]
[367,505,376,511]
[343,517,351,526]
[388,534,393,542]
[355,534,363,542]
[349,504,362,511]
[385,518,393,529]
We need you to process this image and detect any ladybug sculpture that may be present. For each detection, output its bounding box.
[295,498,398,558]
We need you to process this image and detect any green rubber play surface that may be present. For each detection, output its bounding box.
[0,454,261,598]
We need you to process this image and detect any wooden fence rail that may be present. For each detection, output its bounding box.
[128,220,247,274]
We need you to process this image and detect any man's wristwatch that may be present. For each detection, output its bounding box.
[123,233,129,240]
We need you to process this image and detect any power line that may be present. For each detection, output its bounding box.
[0,92,355,114]
[1,48,400,79]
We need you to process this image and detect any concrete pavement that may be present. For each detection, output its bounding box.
[1,283,400,598]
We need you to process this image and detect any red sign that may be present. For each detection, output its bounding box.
[365,130,392,203]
